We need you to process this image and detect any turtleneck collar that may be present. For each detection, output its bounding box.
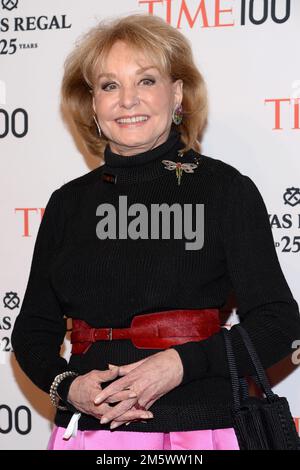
[101,127,186,185]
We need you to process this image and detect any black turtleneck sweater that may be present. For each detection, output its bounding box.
[12,128,300,432]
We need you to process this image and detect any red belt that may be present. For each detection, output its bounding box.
[71,309,220,354]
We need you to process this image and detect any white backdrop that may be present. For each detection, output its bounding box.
[1,0,299,449]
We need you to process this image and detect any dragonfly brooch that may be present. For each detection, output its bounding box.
[161,150,200,186]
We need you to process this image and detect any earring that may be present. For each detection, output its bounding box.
[93,114,101,137]
[172,104,183,125]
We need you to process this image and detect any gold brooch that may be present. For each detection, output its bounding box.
[162,151,198,186]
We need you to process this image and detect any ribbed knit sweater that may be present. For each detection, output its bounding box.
[12,128,300,432]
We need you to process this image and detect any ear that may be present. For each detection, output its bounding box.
[173,79,183,107]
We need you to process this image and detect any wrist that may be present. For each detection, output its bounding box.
[49,371,78,410]
[164,348,184,385]
[58,374,79,404]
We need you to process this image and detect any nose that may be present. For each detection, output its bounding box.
[119,85,140,108]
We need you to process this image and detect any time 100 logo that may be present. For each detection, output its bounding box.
[0,405,32,435]
[0,108,28,138]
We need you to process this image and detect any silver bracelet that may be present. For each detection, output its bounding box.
[49,371,78,410]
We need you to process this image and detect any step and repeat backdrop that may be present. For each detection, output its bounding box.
[0,0,299,449]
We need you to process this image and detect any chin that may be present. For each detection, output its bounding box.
[115,132,154,145]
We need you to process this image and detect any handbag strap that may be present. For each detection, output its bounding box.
[222,325,276,411]
[235,324,275,401]
[222,327,243,411]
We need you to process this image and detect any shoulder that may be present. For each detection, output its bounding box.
[194,151,244,181]
[49,165,103,202]
[191,151,266,208]
[194,151,261,192]
[59,165,103,193]
[44,165,103,218]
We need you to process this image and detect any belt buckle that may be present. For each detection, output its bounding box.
[107,328,113,340]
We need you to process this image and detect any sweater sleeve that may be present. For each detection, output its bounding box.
[171,172,300,385]
[11,188,79,406]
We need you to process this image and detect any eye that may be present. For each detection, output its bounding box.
[140,78,155,86]
[101,78,156,91]
[101,82,117,91]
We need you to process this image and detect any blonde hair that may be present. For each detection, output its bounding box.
[61,13,208,158]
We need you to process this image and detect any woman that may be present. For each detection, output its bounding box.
[12,13,300,451]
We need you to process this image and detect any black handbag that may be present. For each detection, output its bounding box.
[222,324,300,450]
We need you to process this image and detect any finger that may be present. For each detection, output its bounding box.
[100,403,153,424]
[108,404,155,429]
[92,401,111,417]
[118,358,148,376]
[97,367,120,383]
[110,414,153,429]
[112,409,153,422]
[99,399,142,424]
[104,390,138,403]
[109,418,147,429]
[126,419,149,426]
[109,421,127,430]
[94,380,129,405]
[124,421,146,427]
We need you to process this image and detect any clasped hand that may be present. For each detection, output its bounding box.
[67,348,183,430]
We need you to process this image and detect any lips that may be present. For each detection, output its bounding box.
[115,115,150,126]
[116,114,149,124]
[115,115,149,120]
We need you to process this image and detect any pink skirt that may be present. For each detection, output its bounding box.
[47,425,240,450]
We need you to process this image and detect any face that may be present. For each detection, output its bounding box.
[92,41,183,156]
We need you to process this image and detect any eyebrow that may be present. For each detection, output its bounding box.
[96,66,158,81]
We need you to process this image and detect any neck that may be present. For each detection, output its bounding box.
[101,127,186,185]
